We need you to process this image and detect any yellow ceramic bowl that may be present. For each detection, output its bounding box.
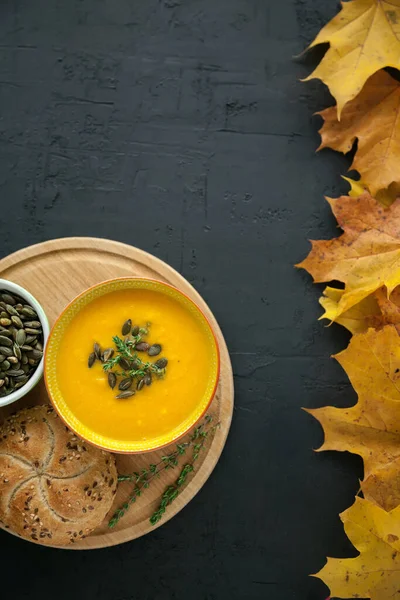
[44,278,220,453]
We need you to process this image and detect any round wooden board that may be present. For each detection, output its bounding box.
[0,238,234,549]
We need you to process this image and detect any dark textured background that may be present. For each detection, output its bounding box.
[0,1,362,599]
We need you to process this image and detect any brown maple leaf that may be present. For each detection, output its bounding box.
[298,192,400,320]
[318,71,400,197]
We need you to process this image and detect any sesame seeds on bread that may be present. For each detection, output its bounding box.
[0,405,117,546]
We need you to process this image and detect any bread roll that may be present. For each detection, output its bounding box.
[0,405,117,545]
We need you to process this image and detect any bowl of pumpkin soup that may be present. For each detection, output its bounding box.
[44,278,220,453]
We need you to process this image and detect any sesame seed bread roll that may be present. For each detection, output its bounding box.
[0,405,117,545]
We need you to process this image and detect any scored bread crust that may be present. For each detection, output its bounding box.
[0,405,118,546]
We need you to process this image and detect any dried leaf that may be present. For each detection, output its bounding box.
[314,497,400,600]
[342,176,397,208]
[304,0,400,117]
[319,72,400,196]
[306,325,400,510]
[375,287,400,333]
[298,192,400,320]
[319,286,400,335]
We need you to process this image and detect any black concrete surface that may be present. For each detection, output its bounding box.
[0,1,362,599]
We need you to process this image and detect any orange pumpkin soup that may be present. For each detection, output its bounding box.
[55,288,213,444]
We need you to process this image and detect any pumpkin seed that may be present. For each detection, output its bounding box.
[8,356,19,365]
[23,320,41,329]
[136,342,150,352]
[0,356,5,364]
[24,328,41,335]
[1,293,15,305]
[13,343,21,360]
[7,369,25,377]
[0,327,12,336]
[11,315,23,329]
[0,318,11,327]
[21,363,30,373]
[6,304,18,317]
[108,372,117,389]
[116,390,135,399]
[94,342,101,360]
[25,335,37,345]
[148,344,161,357]
[0,335,12,347]
[21,355,28,365]
[137,378,145,391]
[88,352,96,368]
[102,348,114,362]
[16,329,26,346]
[34,341,43,351]
[132,325,139,336]
[119,357,131,371]
[21,307,37,318]
[13,381,25,390]
[30,349,43,361]
[1,361,10,370]
[28,358,36,366]
[119,378,132,391]
[155,357,168,369]
[122,319,132,336]
[0,347,12,357]
[0,312,8,319]
[20,345,33,352]
[0,379,5,388]
[15,303,23,312]
[14,373,28,381]
[144,373,152,386]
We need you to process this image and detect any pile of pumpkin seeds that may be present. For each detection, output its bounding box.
[0,290,44,397]
[88,319,168,399]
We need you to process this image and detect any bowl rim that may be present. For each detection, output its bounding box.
[44,276,220,454]
[0,278,50,408]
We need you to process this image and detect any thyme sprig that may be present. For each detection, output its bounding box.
[150,418,218,525]
[108,415,219,528]
[103,335,166,379]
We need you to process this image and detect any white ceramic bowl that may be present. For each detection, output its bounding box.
[0,279,49,408]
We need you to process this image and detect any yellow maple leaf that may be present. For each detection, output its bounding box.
[319,286,382,334]
[319,72,400,196]
[319,286,400,335]
[343,175,398,207]
[304,0,400,117]
[306,326,400,510]
[298,192,400,320]
[314,496,400,600]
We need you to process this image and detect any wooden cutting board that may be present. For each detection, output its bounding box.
[0,238,234,549]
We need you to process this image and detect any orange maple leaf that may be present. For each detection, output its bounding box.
[318,71,400,197]
[298,192,400,320]
[314,497,400,600]
[306,325,400,511]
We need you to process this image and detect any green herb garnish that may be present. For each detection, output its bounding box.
[88,320,167,398]
[108,415,219,528]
